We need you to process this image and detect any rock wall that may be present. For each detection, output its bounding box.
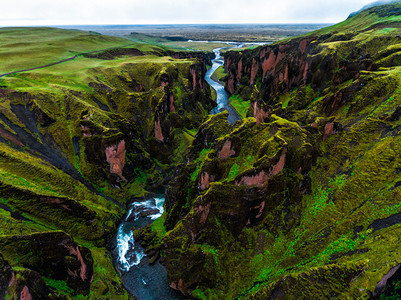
[155,4,401,299]
[0,38,214,298]
[224,35,374,117]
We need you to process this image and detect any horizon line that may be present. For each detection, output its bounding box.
[0,22,335,28]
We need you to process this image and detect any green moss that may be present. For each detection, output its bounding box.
[227,163,240,181]
[229,94,251,119]
[151,212,167,239]
[190,148,213,182]
[211,66,226,83]
[0,26,217,299]
[192,289,208,300]
[43,277,74,296]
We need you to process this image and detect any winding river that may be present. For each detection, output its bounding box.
[205,46,241,124]
[113,43,265,299]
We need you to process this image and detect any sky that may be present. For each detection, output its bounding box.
[0,0,376,26]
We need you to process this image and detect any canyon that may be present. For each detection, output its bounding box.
[1,2,401,299]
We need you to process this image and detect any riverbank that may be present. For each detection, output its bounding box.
[114,196,184,299]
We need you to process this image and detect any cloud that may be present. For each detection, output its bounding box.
[0,0,374,26]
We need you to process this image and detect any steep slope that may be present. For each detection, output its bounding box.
[0,27,213,298]
[348,0,401,18]
[152,3,401,299]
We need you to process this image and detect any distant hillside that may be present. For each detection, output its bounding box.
[348,0,401,18]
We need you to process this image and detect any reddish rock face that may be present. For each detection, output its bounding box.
[323,122,335,139]
[224,39,318,105]
[255,201,265,219]
[284,65,289,84]
[8,272,14,287]
[20,286,32,300]
[170,279,187,295]
[160,81,168,89]
[271,150,286,176]
[236,150,286,186]
[64,245,87,281]
[190,68,197,90]
[194,202,211,225]
[237,170,269,186]
[199,172,215,190]
[303,61,309,83]
[237,59,243,81]
[262,51,277,78]
[218,140,235,159]
[260,48,267,60]
[250,59,259,85]
[299,38,310,54]
[105,140,127,181]
[227,76,235,94]
[154,118,164,142]
[253,102,270,124]
[80,125,91,137]
[170,94,175,112]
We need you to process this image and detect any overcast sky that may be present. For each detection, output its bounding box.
[0,0,375,26]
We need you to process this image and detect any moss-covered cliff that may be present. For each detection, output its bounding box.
[154,3,401,299]
[0,27,214,298]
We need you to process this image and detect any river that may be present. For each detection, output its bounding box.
[113,43,263,299]
[205,46,241,124]
[113,196,184,299]
[204,42,268,123]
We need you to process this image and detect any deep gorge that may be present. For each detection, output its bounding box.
[2,2,401,299]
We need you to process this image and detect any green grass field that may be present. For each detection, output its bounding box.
[124,34,229,52]
[0,27,153,74]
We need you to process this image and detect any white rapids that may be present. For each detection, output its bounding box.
[116,197,165,272]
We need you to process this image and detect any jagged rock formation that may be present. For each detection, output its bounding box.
[152,3,401,299]
[0,27,213,298]
[4,3,401,298]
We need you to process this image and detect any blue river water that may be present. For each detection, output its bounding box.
[205,46,241,124]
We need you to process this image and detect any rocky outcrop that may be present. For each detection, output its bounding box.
[106,139,127,181]
[154,117,165,142]
[161,113,319,295]
[253,101,270,124]
[0,252,13,299]
[155,4,401,299]
[0,30,217,298]
[0,231,93,295]
[224,34,375,117]
[218,140,235,159]
[7,268,65,300]
[225,37,315,98]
